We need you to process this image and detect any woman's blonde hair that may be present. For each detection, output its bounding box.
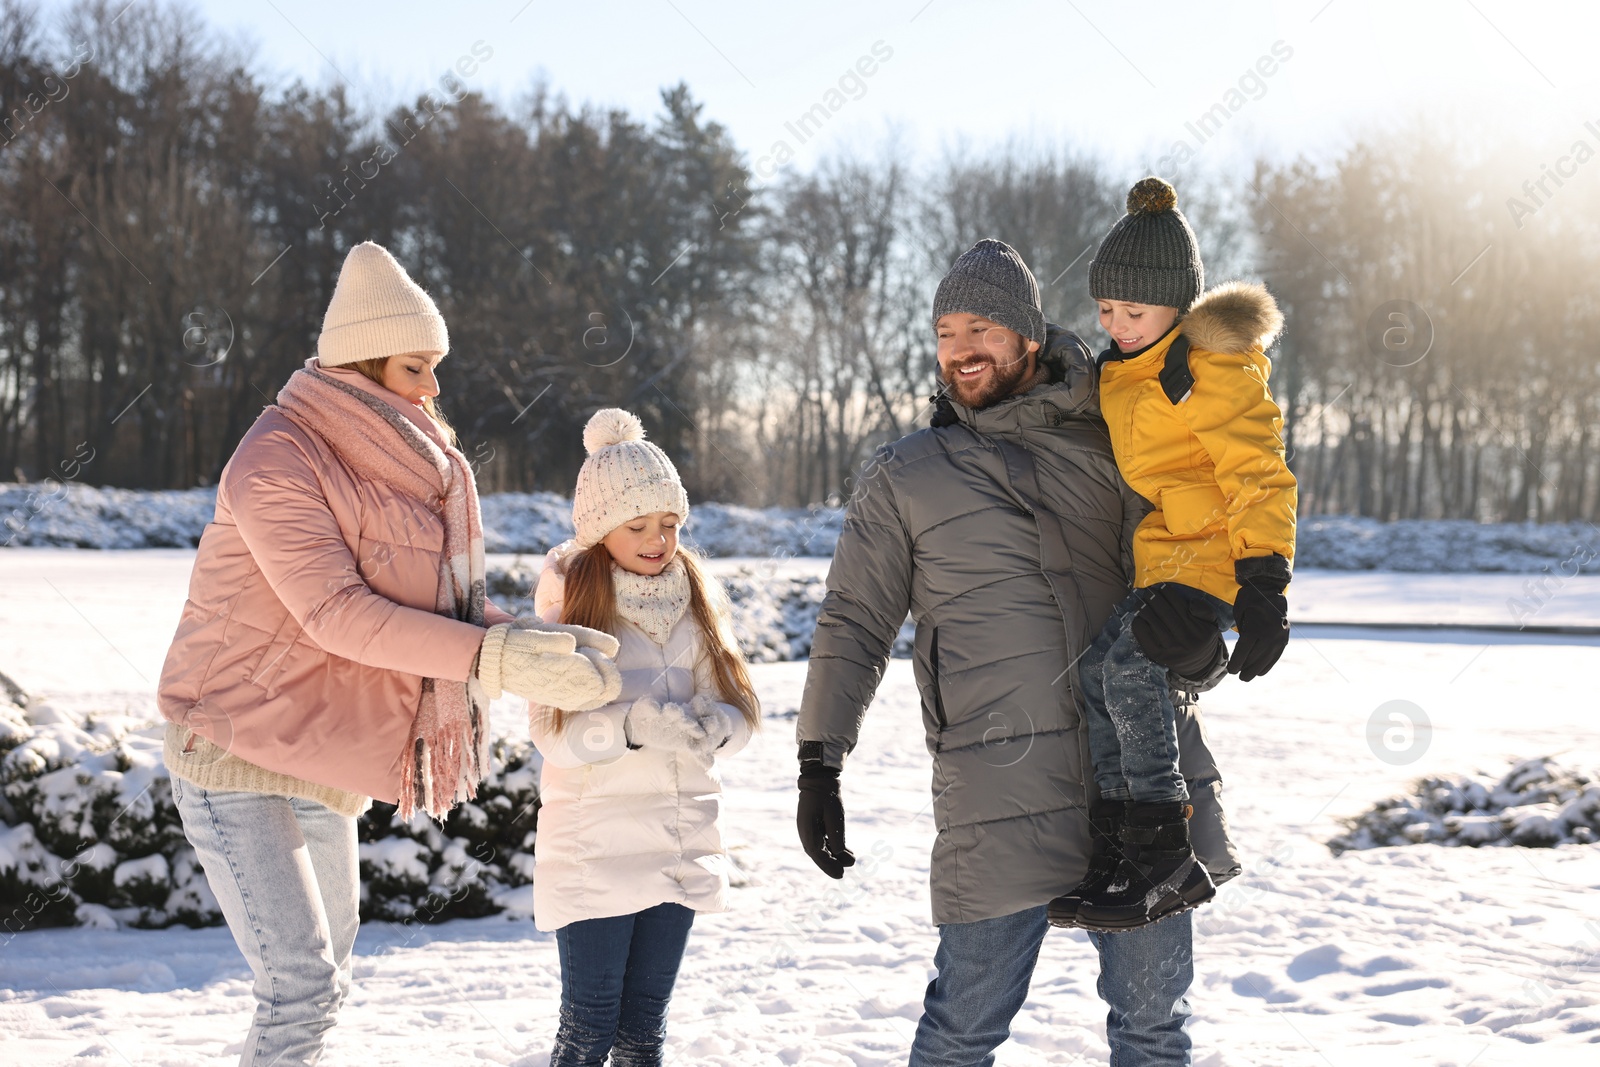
[549,541,761,736]
[344,355,458,446]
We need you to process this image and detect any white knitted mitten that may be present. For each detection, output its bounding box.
[623,696,707,753]
[685,693,734,766]
[509,618,621,659]
[572,646,623,711]
[477,624,621,710]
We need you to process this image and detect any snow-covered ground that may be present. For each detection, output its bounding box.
[2,552,1599,1065]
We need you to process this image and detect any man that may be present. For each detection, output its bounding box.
[795,239,1238,1066]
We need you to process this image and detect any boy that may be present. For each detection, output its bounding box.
[1049,177,1297,931]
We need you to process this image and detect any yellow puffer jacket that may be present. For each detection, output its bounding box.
[1098,281,1297,603]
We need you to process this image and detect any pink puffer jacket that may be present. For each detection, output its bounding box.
[157,364,513,802]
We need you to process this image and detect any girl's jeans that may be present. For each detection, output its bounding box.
[173,779,359,1067]
[1080,586,1234,804]
[551,902,696,1067]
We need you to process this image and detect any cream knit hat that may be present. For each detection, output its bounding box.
[572,409,690,548]
[317,241,449,366]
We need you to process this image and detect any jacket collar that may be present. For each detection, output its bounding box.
[951,366,1100,435]
[947,328,1104,434]
[1096,323,1181,367]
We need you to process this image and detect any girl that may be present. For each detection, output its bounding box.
[1049,178,1296,931]
[159,241,619,1067]
[529,408,760,1067]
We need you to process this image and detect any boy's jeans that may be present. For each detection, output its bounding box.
[910,905,1194,1066]
[551,902,696,1067]
[173,779,359,1067]
[1080,586,1234,804]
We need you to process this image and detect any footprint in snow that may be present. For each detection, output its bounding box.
[1232,971,1299,1003]
[1286,944,1347,982]
[1366,976,1450,997]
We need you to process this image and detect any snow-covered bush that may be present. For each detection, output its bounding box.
[0,674,546,932]
[681,504,844,559]
[1,483,847,558]
[1329,757,1600,852]
[1293,516,1600,573]
[487,562,914,662]
[486,557,542,610]
[0,483,218,549]
[356,739,542,924]
[12,482,1600,576]
[478,494,843,559]
[478,492,575,555]
[717,566,914,661]
[0,681,196,931]
[722,569,823,662]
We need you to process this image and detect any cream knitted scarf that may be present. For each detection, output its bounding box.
[276,361,489,821]
[612,556,691,645]
[542,539,692,645]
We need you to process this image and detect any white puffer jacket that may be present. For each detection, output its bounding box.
[527,549,753,931]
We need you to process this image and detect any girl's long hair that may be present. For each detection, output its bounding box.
[552,541,761,736]
[344,355,458,446]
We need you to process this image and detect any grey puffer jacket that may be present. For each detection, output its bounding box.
[798,349,1240,925]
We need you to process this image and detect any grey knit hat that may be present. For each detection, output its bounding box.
[1089,178,1204,311]
[931,238,1046,346]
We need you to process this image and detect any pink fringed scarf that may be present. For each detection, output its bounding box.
[276,361,489,821]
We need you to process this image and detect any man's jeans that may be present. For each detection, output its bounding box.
[910,905,1194,1067]
[1080,586,1234,804]
[173,779,360,1067]
[551,902,696,1067]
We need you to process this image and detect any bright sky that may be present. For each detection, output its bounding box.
[174,0,1598,181]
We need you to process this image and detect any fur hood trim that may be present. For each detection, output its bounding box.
[1180,281,1283,355]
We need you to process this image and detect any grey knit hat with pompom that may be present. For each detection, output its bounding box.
[1089,177,1204,311]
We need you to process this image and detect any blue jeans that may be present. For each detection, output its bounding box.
[173,779,360,1067]
[910,905,1194,1067]
[551,902,696,1067]
[1080,587,1233,804]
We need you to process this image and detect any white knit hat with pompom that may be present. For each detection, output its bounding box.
[571,408,690,548]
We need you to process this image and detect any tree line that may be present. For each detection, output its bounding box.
[4,1,1598,522]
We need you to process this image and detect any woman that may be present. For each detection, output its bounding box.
[157,241,621,1067]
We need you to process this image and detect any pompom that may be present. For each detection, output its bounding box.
[1127,177,1177,216]
[583,408,646,454]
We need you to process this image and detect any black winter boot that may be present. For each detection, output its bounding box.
[1075,800,1215,931]
[1047,800,1126,928]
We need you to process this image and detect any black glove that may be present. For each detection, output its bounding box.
[1132,583,1227,680]
[929,390,959,428]
[1228,555,1291,682]
[797,759,855,879]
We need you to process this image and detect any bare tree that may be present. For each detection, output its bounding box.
[748,149,924,506]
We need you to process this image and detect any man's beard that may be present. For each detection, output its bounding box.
[940,350,1034,411]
